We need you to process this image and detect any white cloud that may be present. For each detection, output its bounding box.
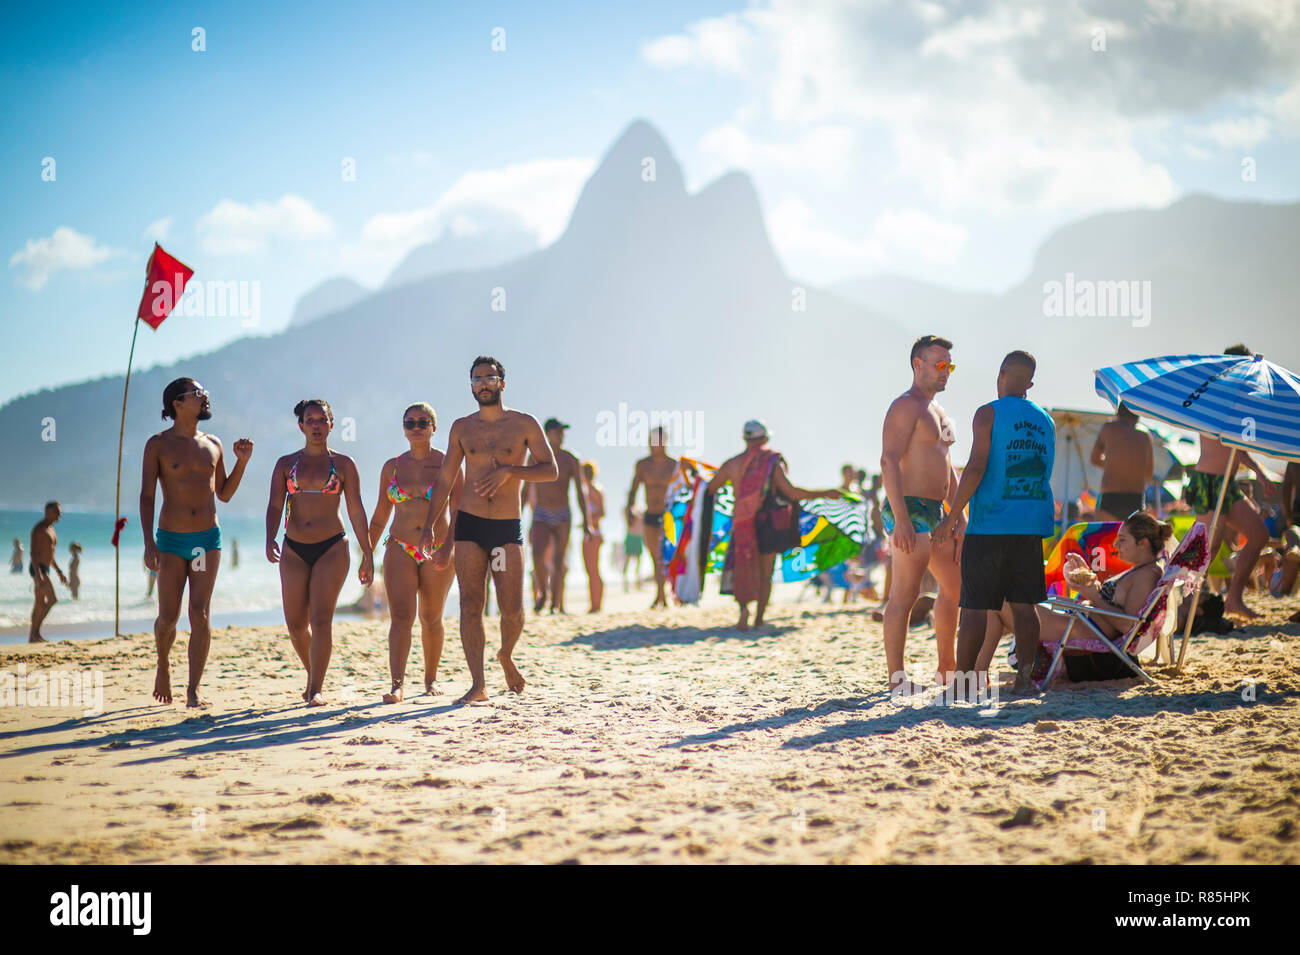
[8,227,118,291]
[642,0,1294,216]
[919,7,1044,61]
[1186,115,1275,149]
[767,199,969,280]
[359,158,594,252]
[640,14,753,74]
[197,195,334,255]
[872,209,968,263]
[699,122,854,182]
[767,197,883,274]
[143,217,173,242]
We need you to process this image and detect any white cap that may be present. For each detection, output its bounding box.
[742,419,769,440]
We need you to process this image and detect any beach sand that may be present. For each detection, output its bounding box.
[2,587,1297,864]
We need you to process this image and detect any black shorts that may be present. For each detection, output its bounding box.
[643,511,664,529]
[455,510,523,552]
[1097,491,1143,518]
[959,534,1046,610]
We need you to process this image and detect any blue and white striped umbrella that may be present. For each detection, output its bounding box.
[1095,353,1300,461]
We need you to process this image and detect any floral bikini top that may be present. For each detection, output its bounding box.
[386,473,435,504]
[284,452,341,529]
[386,454,439,504]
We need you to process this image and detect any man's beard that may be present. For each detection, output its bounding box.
[475,390,501,407]
[198,405,213,420]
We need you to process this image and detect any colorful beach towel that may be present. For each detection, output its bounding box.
[1043,522,1132,598]
[660,458,867,602]
[723,447,784,602]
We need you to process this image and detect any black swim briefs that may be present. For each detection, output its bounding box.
[1097,491,1144,518]
[455,510,524,552]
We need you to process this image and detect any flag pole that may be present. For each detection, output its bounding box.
[1175,447,1237,671]
[115,315,143,637]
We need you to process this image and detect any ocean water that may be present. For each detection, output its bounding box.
[0,509,363,636]
[1,509,609,641]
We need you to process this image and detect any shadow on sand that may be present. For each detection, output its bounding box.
[667,679,1300,750]
[562,622,796,651]
[0,696,466,765]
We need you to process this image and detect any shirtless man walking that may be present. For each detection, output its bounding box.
[626,427,678,609]
[1090,403,1153,520]
[141,378,253,706]
[527,418,591,614]
[28,502,68,642]
[419,357,558,705]
[879,335,964,694]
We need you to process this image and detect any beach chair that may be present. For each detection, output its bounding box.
[1033,522,1211,688]
[1168,514,1232,578]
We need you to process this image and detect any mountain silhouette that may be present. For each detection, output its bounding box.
[3,127,1294,527]
[0,120,907,523]
[288,277,371,327]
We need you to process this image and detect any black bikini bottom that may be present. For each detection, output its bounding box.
[284,533,346,567]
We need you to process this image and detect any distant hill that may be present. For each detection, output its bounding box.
[287,277,371,328]
[832,194,1300,446]
[383,219,539,290]
[0,120,909,524]
[3,126,1295,530]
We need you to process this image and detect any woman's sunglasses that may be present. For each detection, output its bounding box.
[404,417,432,430]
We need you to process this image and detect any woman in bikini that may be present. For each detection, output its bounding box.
[581,460,604,612]
[367,402,461,702]
[266,399,374,706]
[1034,510,1170,681]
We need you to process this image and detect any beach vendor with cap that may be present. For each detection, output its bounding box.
[527,416,591,613]
[706,420,841,630]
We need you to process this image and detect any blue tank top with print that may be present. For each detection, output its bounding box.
[967,396,1056,536]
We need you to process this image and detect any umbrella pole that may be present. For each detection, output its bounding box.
[1060,432,1072,538]
[1175,448,1237,671]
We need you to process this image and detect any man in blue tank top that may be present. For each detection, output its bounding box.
[933,351,1055,692]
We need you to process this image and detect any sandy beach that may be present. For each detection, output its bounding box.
[1,586,1297,865]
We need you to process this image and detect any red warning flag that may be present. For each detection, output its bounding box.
[136,243,194,329]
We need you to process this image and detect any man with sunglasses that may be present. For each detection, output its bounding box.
[141,377,253,706]
[419,356,559,704]
[880,335,963,695]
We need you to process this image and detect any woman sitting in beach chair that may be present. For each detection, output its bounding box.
[1035,511,1172,681]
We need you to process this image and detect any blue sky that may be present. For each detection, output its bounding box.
[4,0,1298,405]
